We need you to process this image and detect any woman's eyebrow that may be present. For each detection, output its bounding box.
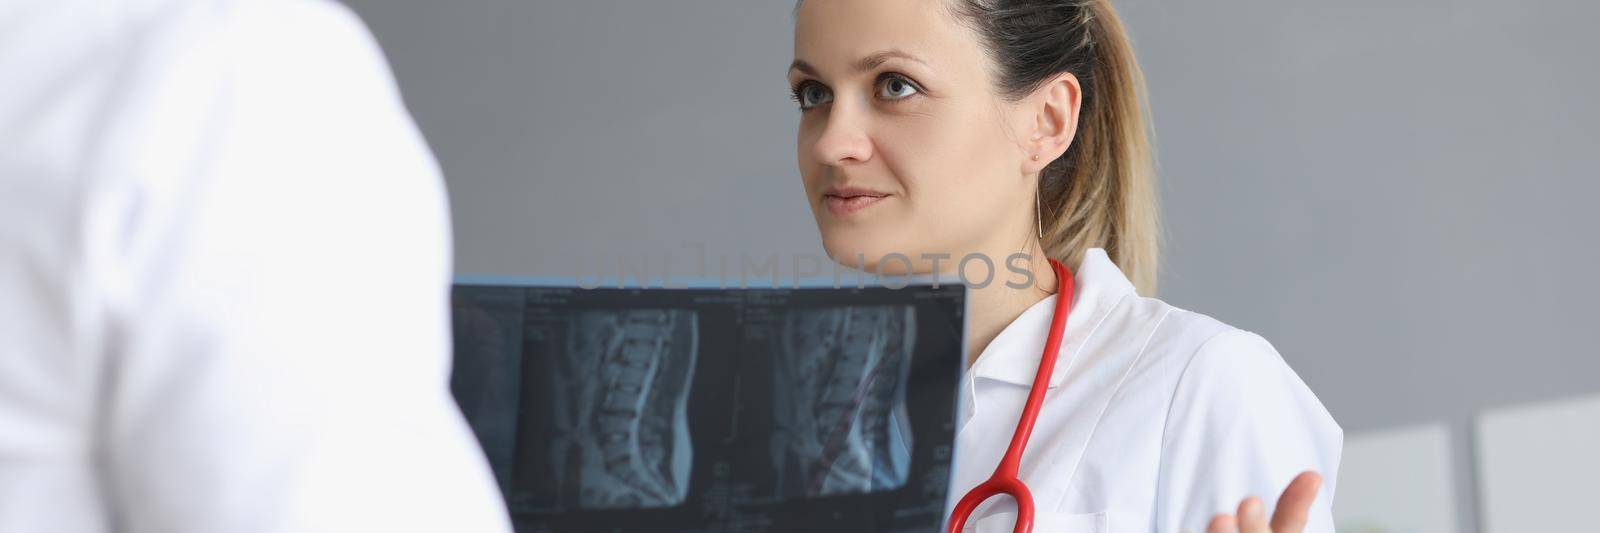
[789,48,929,77]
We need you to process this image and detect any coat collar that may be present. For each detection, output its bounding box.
[967,247,1137,388]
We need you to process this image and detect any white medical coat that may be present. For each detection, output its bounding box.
[947,248,1343,532]
[0,0,512,531]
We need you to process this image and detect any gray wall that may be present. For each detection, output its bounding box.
[341,1,1600,531]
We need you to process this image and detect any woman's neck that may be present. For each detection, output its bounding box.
[963,246,1059,367]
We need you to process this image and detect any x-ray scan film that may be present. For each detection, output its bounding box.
[770,306,916,499]
[450,285,965,533]
[548,309,698,510]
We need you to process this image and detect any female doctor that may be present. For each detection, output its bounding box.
[786,1,1342,532]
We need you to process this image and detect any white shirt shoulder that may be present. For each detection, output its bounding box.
[1148,308,1344,533]
[0,1,511,532]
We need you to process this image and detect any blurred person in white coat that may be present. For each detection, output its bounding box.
[0,0,512,531]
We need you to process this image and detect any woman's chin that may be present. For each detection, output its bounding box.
[820,238,926,276]
[820,239,877,269]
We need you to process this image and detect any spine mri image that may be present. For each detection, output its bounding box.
[554,309,699,510]
[451,285,964,531]
[769,305,917,498]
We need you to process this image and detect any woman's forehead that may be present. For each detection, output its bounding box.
[792,0,979,76]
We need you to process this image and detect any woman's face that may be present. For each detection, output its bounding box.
[790,0,1038,276]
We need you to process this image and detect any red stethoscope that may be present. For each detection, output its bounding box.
[944,256,1076,533]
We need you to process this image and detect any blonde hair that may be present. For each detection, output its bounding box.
[952,0,1164,296]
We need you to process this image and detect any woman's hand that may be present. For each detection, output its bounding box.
[1206,471,1323,533]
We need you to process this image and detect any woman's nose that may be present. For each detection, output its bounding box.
[810,103,873,166]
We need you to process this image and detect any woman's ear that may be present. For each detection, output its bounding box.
[1022,71,1082,173]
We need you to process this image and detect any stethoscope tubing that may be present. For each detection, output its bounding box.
[945,257,1076,533]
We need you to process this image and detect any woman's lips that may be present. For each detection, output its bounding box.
[824,192,890,216]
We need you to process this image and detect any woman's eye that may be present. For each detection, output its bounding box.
[878,75,921,100]
[790,82,832,110]
[789,75,920,112]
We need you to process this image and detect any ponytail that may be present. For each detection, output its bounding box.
[952,0,1163,296]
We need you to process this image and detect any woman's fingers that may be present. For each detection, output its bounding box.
[1209,470,1324,533]
[1207,513,1238,533]
[1237,496,1270,533]
[1269,471,1324,532]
